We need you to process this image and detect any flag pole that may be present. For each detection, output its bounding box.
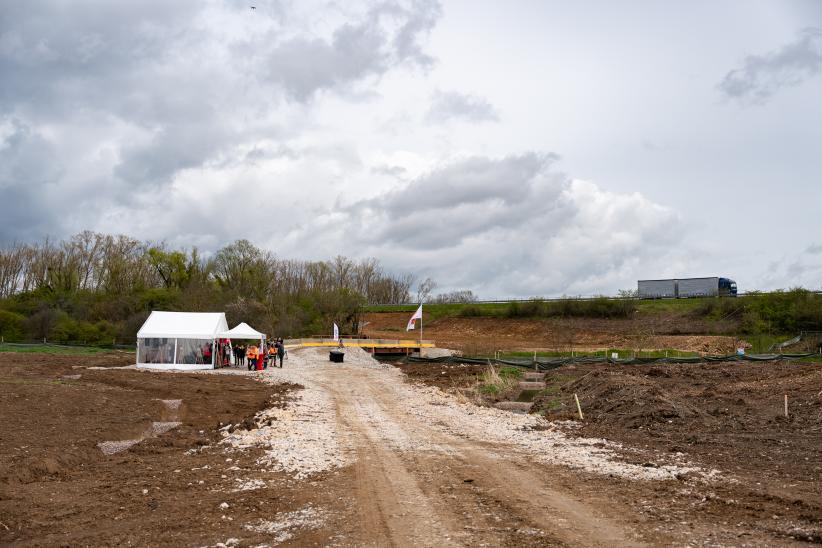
[419,303,423,350]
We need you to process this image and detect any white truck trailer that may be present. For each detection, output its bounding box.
[638,277,737,299]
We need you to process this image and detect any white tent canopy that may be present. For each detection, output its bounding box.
[136,311,229,370]
[138,311,228,339]
[218,322,266,340]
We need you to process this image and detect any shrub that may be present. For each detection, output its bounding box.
[0,309,26,341]
[458,305,483,317]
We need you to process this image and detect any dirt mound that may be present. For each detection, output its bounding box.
[533,370,711,429]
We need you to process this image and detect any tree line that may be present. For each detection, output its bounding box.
[0,232,415,344]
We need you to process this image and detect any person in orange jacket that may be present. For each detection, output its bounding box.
[268,343,276,369]
[246,344,257,371]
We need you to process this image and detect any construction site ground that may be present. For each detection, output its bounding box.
[361,312,743,355]
[2,349,820,546]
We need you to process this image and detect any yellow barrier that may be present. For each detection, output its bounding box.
[286,338,434,349]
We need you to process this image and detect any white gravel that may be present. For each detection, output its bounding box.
[382,378,702,480]
[221,354,353,479]
[218,346,709,482]
[243,505,324,544]
[97,439,141,455]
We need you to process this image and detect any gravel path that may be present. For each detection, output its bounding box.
[216,346,716,546]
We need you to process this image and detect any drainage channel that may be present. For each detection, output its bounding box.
[494,372,546,413]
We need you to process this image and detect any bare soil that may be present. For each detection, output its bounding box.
[362,312,741,354]
[400,358,822,543]
[0,352,334,546]
[4,349,821,546]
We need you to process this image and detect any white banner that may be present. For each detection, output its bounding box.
[333,323,339,341]
[406,305,422,331]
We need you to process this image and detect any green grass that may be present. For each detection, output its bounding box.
[365,297,725,320]
[0,343,123,355]
[364,302,510,320]
[477,365,522,397]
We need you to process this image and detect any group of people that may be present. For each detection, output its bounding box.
[232,339,286,370]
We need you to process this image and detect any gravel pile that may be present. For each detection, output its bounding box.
[150,421,181,435]
[243,505,324,544]
[97,439,140,455]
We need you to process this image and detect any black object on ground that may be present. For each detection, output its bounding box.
[330,351,344,363]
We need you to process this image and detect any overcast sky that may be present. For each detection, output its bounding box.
[1,1,821,297]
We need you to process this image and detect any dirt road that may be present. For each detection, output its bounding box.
[240,348,710,546]
[320,366,642,546]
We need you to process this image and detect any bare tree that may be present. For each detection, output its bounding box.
[416,277,437,303]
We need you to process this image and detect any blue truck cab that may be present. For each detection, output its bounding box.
[719,278,737,296]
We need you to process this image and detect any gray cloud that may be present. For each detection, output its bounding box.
[806,243,822,255]
[718,28,822,103]
[265,1,441,101]
[0,0,442,241]
[290,154,683,296]
[0,120,66,241]
[425,90,499,124]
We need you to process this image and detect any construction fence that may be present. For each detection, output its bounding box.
[406,352,821,371]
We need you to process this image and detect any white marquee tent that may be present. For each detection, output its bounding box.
[136,311,229,370]
[218,322,266,341]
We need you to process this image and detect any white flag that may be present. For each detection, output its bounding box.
[406,305,422,331]
[333,323,339,341]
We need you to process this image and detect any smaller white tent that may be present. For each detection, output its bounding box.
[218,322,266,340]
[136,311,229,370]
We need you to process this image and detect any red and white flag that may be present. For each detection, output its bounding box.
[406,305,422,331]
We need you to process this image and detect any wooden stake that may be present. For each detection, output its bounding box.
[784,394,789,418]
[574,393,584,420]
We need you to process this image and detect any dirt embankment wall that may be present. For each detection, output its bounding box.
[362,312,741,354]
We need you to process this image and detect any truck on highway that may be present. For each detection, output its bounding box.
[638,277,737,299]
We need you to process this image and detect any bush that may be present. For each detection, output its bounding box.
[0,309,26,341]
[503,297,635,319]
[458,305,483,317]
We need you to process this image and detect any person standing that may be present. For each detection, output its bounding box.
[247,343,257,371]
[277,338,285,368]
[239,343,246,368]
